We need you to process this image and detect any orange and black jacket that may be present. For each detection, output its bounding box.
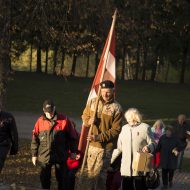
[31,113,78,164]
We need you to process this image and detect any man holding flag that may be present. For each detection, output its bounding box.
[75,10,122,190]
[81,80,122,190]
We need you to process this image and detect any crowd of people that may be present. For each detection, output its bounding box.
[0,80,190,190]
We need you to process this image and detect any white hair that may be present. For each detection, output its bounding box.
[152,119,165,129]
[178,114,186,120]
[124,108,142,125]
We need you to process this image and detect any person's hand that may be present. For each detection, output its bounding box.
[75,154,81,160]
[142,146,150,153]
[70,153,81,160]
[88,117,96,126]
[32,156,37,166]
[87,134,95,141]
[87,134,100,142]
[172,148,179,156]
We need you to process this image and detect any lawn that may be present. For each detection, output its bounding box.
[6,71,190,121]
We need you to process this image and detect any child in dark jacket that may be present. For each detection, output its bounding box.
[156,125,183,189]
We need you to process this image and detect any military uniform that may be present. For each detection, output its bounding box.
[80,81,122,190]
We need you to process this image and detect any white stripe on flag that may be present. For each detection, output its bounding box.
[106,51,115,79]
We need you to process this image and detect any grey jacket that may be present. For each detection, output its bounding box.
[111,123,155,176]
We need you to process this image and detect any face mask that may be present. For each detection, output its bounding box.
[45,112,53,119]
[43,106,55,119]
[44,109,55,119]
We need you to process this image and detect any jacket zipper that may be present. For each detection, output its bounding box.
[130,128,133,176]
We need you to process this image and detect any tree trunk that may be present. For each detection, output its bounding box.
[135,42,140,80]
[164,59,170,83]
[36,43,42,73]
[53,44,58,75]
[60,49,65,72]
[29,43,33,72]
[86,54,90,78]
[0,0,11,110]
[72,0,78,26]
[70,53,77,77]
[180,42,188,84]
[45,46,49,74]
[121,45,126,80]
[150,57,158,81]
[142,45,147,81]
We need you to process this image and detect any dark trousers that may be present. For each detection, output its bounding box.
[0,146,10,173]
[122,176,147,190]
[40,163,67,190]
[67,168,78,190]
[106,171,122,190]
[177,150,184,170]
[162,168,174,186]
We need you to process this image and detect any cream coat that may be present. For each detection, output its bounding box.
[111,123,155,176]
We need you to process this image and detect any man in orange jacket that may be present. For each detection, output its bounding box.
[31,99,79,190]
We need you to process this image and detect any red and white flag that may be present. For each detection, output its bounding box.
[87,28,116,103]
[78,11,117,155]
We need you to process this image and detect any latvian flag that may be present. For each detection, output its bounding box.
[87,28,116,102]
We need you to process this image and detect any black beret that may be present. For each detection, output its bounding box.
[43,99,55,113]
[100,80,114,89]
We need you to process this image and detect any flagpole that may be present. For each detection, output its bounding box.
[99,9,117,84]
[80,9,117,174]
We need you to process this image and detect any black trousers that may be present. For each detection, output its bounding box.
[162,168,174,186]
[0,146,10,173]
[122,176,148,190]
[67,168,78,190]
[40,163,67,190]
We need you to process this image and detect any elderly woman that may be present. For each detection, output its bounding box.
[151,120,165,144]
[151,120,165,167]
[111,108,155,190]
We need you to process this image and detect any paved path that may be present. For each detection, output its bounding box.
[1,171,190,189]
[154,171,190,190]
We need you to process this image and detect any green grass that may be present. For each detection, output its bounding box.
[6,71,190,120]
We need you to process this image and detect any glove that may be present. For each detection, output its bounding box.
[32,156,37,166]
